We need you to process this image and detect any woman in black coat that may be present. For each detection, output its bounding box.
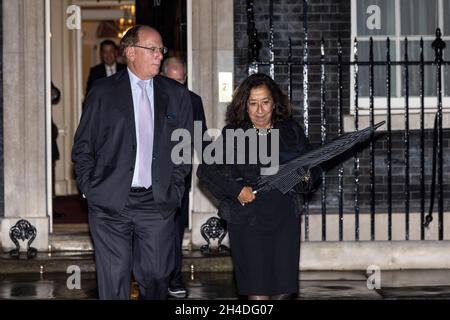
[197,73,319,300]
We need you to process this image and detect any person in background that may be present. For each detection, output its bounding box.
[85,39,126,95]
[161,57,207,299]
[51,82,64,219]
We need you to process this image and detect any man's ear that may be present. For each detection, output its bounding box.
[125,47,135,62]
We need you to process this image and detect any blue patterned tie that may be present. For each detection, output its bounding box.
[137,80,154,188]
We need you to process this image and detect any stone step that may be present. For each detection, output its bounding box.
[50,224,93,251]
[0,252,97,274]
[50,224,194,252]
[0,250,232,274]
[50,233,94,252]
[5,225,233,274]
[2,251,450,289]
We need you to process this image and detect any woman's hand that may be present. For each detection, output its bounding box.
[237,186,256,206]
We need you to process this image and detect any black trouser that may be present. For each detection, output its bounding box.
[88,188,175,300]
[170,186,190,287]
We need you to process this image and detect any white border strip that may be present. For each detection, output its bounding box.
[45,0,53,233]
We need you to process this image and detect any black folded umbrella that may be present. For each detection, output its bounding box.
[254,121,385,194]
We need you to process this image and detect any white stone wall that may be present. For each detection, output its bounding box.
[189,0,234,247]
[1,0,49,251]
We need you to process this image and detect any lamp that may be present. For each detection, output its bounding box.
[117,4,135,38]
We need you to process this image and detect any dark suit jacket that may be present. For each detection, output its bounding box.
[189,91,207,134]
[85,62,126,95]
[185,90,207,189]
[72,69,193,218]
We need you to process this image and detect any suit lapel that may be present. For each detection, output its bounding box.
[113,72,168,154]
[153,76,169,154]
[100,64,107,78]
[114,70,137,146]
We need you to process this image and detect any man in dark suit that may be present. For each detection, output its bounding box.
[85,40,126,94]
[161,57,207,299]
[72,26,193,300]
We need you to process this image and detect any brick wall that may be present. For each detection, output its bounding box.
[234,0,450,213]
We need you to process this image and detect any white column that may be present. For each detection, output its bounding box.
[189,0,234,248]
[51,0,81,196]
[1,0,49,251]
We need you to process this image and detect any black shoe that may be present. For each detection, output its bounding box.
[168,286,187,299]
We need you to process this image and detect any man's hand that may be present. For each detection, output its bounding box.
[237,186,256,206]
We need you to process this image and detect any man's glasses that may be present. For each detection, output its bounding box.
[132,44,168,55]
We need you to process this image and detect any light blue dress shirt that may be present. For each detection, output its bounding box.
[127,68,155,187]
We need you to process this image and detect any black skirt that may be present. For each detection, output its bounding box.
[228,189,300,296]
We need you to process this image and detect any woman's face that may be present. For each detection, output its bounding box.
[247,85,274,129]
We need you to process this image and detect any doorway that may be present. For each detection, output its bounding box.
[49,0,188,231]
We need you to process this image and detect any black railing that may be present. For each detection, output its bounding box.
[246,0,448,241]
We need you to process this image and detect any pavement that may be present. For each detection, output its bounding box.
[2,251,450,299]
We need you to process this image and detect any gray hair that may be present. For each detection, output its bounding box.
[161,57,187,76]
[119,25,159,56]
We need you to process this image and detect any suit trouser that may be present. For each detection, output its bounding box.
[170,186,189,287]
[88,188,175,300]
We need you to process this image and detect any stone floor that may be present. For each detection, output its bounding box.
[2,246,450,300]
[2,267,450,299]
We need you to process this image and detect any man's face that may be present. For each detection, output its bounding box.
[125,29,164,80]
[101,44,117,66]
[165,63,186,84]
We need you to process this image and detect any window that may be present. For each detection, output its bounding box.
[351,0,450,115]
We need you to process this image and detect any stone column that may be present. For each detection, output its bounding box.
[51,0,80,196]
[190,0,234,248]
[1,0,49,251]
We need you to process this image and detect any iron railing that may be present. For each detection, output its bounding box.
[245,0,449,241]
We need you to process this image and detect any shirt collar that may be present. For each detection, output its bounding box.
[105,62,116,70]
[127,68,153,89]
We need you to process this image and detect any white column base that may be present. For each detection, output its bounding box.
[299,240,450,270]
[1,217,49,252]
[191,211,230,249]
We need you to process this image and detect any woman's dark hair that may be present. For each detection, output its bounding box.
[226,73,292,127]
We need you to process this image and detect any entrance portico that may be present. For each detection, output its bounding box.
[0,0,50,252]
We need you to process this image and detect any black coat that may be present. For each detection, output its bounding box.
[197,118,320,224]
[185,90,207,189]
[72,69,193,217]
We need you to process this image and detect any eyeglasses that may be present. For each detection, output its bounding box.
[132,44,168,55]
